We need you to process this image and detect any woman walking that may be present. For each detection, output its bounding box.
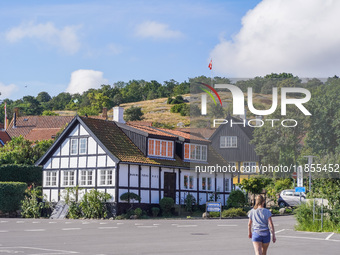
[248,195,276,255]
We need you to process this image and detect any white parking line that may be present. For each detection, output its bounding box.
[99,222,107,225]
[177,225,198,228]
[65,222,73,224]
[32,221,40,224]
[98,227,118,229]
[217,225,238,227]
[277,235,340,242]
[325,232,334,240]
[16,221,24,224]
[275,229,285,234]
[135,223,143,226]
[117,223,124,225]
[0,230,9,233]
[49,222,57,224]
[0,221,8,223]
[24,229,46,232]
[62,228,81,231]
[137,226,158,228]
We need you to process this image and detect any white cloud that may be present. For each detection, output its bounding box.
[135,21,183,39]
[5,21,81,54]
[107,43,123,55]
[66,70,109,94]
[0,82,18,99]
[210,0,340,77]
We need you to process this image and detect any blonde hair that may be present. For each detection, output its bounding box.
[254,195,265,209]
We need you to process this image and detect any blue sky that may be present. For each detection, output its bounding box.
[1,0,340,100]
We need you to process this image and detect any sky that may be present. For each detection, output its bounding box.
[1,0,340,101]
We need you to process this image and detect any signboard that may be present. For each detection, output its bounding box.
[295,187,306,193]
[292,172,297,179]
[206,202,221,212]
[297,165,303,187]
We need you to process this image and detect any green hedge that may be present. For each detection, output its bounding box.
[0,165,42,185]
[0,182,27,213]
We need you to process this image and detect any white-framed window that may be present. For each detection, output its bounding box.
[225,178,231,192]
[201,177,212,191]
[184,143,207,161]
[148,139,173,158]
[242,162,257,173]
[79,138,87,154]
[70,138,78,155]
[45,171,57,187]
[80,170,94,186]
[70,138,87,155]
[100,169,113,185]
[184,175,194,190]
[220,136,237,148]
[63,171,75,186]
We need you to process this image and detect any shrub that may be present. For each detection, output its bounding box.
[63,187,81,219]
[226,190,247,208]
[160,197,174,217]
[21,185,48,218]
[0,182,27,213]
[184,194,196,213]
[209,211,221,218]
[120,192,141,203]
[0,165,42,185]
[151,207,160,217]
[79,189,111,219]
[167,95,184,105]
[222,208,247,218]
[134,208,143,218]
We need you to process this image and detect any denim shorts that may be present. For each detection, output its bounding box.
[252,230,271,243]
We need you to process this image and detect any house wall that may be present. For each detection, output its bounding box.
[42,123,116,202]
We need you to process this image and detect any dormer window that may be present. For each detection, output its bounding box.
[184,143,207,161]
[148,138,173,158]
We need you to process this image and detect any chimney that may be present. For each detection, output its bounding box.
[113,106,125,123]
[13,113,17,128]
[14,107,19,117]
[102,107,108,120]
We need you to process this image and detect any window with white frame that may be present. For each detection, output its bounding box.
[148,139,173,158]
[202,177,212,191]
[242,162,257,173]
[184,143,207,161]
[100,169,113,185]
[63,171,75,186]
[70,138,78,155]
[45,171,57,186]
[184,175,194,190]
[70,138,87,155]
[229,162,237,171]
[79,138,87,154]
[220,136,237,148]
[225,178,231,192]
[80,170,94,186]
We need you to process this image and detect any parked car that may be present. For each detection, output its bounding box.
[278,189,306,207]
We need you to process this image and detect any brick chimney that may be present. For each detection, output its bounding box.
[102,107,108,120]
[113,106,125,123]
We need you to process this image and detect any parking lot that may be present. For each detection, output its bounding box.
[0,216,339,254]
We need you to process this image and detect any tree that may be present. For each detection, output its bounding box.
[0,136,53,165]
[237,177,271,206]
[36,92,51,103]
[124,106,144,122]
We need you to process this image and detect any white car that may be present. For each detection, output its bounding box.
[278,189,306,207]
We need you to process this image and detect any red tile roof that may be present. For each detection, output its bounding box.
[7,116,73,140]
[25,128,61,141]
[0,131,11,146]
[127,123,177,138]
[156,128,209,142]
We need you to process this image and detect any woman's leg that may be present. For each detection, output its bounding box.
[252,242,263,255]
[262,242,270,255]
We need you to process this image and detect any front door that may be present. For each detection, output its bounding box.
[164,172,176,201]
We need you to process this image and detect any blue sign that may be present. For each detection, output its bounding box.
[206,202,221,212]
[295,187,306,193]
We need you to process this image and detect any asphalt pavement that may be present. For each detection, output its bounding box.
[0,216,339,254]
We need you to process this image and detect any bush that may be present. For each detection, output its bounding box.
[209,211,221,218]
[160,197,174,217]
[226,190,247,209]
[134,208,143,218]
[184,194,196,213]
[120,192,141,203]
[79,189,111,219]
[0,182,27,213]
[222,208,247,218]
[0,165,42,185]
[151,207,160,217]
[21,185,48,218]
[167,95,184,105]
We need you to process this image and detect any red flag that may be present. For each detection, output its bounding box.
[208,59,212,70]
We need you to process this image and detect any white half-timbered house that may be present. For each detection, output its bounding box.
[36,111,231,214]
